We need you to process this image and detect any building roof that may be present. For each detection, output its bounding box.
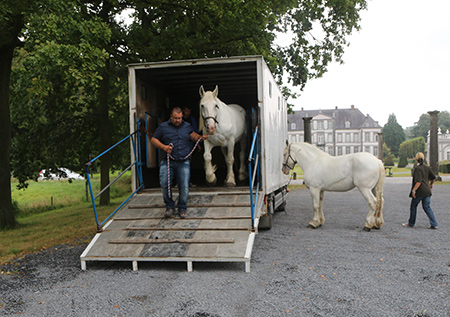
[288,106,381,131]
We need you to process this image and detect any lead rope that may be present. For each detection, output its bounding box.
[167,137,203,199]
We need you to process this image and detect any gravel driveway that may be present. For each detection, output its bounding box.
[1,178,449,316]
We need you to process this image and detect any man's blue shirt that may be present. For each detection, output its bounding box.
[153,119,194,161]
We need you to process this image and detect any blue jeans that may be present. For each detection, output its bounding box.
[159,159,190,211]
[408,195,438,227]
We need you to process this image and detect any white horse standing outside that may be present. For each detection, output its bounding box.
[199,85,247,186]
[282,142,385,231]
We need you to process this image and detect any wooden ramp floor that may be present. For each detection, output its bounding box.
[80,187,258,272]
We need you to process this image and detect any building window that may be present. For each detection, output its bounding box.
[327,133,333,142]
[447,151,450,160]
[345,121,350,128]
[354,146,359,153]
[299,134,304,142]
[313,121,317,130]
[374,134,378,142]
[337,133,342,143]
[365,146,370,153]
[318,133,324,145]
[346,147,351,154]
[317,121,324,130]
[345,133,351,143]
[328,147,334,155]
[324,120,328,130]
[291,135,296,142]
[337,147,343,155]
[291,123,296,130]
[354,133,360,143]
[374,146,378,157]
[365,132,370,142]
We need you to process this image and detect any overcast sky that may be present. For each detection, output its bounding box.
[284,0,450,128]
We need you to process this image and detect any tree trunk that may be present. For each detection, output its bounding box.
[0,37,20,229]
[99,58,111,205]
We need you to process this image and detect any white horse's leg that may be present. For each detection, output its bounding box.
[203,140,217,185]
[222,139,236,187]
[358,187,377,231]
[307,187,323,229]
[319,190,325,225]
[238,137,248,182]
[372,187,385,228]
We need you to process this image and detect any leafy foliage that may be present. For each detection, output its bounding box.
[382,114,405,157]
[408,111,450,139]
[397,156,408,168]
[399,137,426,160]
[10,2,111,188]
[383,143,394,167]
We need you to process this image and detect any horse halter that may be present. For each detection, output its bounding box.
[202,115,218,126]
[282,144,297,170]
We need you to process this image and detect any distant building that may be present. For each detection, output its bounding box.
[428,128,450,161]
[288,105,382,157]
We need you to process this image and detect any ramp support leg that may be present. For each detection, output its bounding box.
[132,260,138,271]
[187,261,193,272]
[245,261,251,273]
[81,260,86,271]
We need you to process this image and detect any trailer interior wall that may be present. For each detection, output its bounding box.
[128,56,288,192]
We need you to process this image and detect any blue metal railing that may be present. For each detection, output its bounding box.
[85,119,144,232]
[248,126,260,230]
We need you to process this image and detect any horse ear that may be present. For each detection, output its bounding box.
[213,85,219,98]
[285,139,289,147]
[199,85,205,97]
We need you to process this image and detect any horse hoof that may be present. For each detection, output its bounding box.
[363,226,371,232]
[225,182,236,187]
[206,180,217,186]
[307,224,319,229]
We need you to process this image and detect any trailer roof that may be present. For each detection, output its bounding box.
[128,56,263,99]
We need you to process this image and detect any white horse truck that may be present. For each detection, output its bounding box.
[80,56,289,272]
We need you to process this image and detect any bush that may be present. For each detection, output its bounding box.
[398,156,408,168]
[438,160,450,173]
[384,155,395,167]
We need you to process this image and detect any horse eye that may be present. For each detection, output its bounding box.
[215,105,219,109]
[201,105,204,109]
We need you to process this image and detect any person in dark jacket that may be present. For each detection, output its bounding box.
[403,152,438,229]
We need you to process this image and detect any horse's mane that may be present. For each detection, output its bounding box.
[294,142,330,157]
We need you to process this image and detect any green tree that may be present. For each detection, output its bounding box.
[0,0,32,228]
[399,137,426,160]
[409,111,450,139]
[128,0,367,92]
[9,1,128,206]
[383,143,394,167]
[382,114,405,157]
[10,3,111,184]
[2,0,368,228]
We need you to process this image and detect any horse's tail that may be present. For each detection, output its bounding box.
[374,162,385,227]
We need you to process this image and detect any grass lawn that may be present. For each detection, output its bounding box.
[1,173,133,264]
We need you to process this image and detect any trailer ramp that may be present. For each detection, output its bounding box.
[80,187,261,272]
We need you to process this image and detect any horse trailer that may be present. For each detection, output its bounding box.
[81,56,289,272]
